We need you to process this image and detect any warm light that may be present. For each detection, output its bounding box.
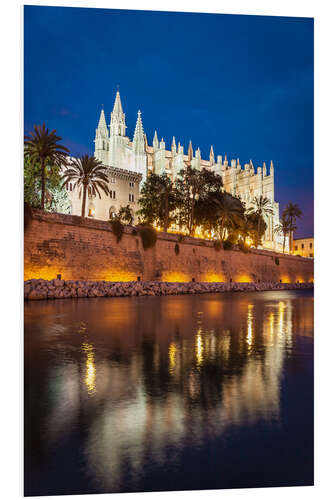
[236,274,252,283]
[247,304,254,347]
[162,271,190,282]
[82,342,96,395]
[195,331,203,366]
[168,342,177,374]
[203,273,225,283]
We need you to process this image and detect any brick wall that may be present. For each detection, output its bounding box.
[24,210,314,283]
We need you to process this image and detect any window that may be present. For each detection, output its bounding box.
[129,193,134,203]
[129,181,134,188]
[110,190,116,199]
[309,253,313,258]
[70,183,72,191]
[295,245,298,251]
[301,243,304,249]
[310,242,313,249]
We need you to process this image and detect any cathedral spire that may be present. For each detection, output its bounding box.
[171,136,176,155]
[153,130,159,151]
[209,145,215,166]
[110,90,126,136]
[133,110,145,153]
[188,140,193,161]
[94,107,109,163]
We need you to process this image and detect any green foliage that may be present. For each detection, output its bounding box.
[247,195,273,248]
[24,124,69,209]
[139,226,157,250]
[61,155,109,217]
[213,240,222,251]
[175,166,223,236]
[118,205,134,225]
[140,226,157,250]
[24,156,70,213]
[174,243,180,255]
[110,219,124,243]
[138,173,178,231]
[222,239,234,250]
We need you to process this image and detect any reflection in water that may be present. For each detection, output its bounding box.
[82,342,96,395]
[25,290,314,495]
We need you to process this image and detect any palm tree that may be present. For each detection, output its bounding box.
[213,192,244,241]
[274,214,294,254]
[282,202,303,253]
[61,155,109,216]
[248,195,274,247]
[24,124,69,209]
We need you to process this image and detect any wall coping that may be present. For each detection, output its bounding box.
[30,209,313,263]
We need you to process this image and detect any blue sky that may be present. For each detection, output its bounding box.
[24,6,313,237]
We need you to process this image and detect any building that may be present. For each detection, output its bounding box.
[293,237,314,258]
[69,90,287,251]
[65,163,141,221]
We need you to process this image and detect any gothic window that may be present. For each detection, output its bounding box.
[295,245,298,251]
[129,193,134,203]
[301,243,304,249]
[70,183,73,191]
[310,242,313,249]
[129,181,134,188]
[109,206,116,219]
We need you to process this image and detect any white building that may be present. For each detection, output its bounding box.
[69,90,287,251]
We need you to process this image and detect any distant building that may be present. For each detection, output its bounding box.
[293,237,314,258]
[68,89,288,250]
[65,164,141,221]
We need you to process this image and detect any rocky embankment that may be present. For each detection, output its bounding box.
[24,279,314,300]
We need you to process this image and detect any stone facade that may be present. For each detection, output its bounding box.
[24,211,314,284]
[66,90,287,250]
[293,237,314,258]
[65,165,141,221]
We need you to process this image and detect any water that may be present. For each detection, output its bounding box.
[24,290,314,496]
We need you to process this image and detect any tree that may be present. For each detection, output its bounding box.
[212,192,245,241]
[118,205,134,225]
[61,155,109,217]
[274,213,294,254]
[138,173,179,231]
[175,167,222,236]
[24,155,70,213]
[248,195,274,247]
[24,124,69,209]
[282,202,303,253]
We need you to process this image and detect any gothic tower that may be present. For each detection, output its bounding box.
[109,90,128,168]
[132,110,147,183]
[94,108,109,164]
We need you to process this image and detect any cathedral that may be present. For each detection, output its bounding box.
[70,90,285,251]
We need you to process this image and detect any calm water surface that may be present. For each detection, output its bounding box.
[25,290,314,496]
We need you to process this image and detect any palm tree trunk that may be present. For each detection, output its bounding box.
[41,159,45,210]
[283,233,286,254]
[257,217,261,248]
[82,185,87,217]
[289,230,293,254]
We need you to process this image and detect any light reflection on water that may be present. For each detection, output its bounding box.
[24,290,314,496]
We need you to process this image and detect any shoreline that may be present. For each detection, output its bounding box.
[24,279,314,301]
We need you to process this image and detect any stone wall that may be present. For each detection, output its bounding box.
[24,210,314,283]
